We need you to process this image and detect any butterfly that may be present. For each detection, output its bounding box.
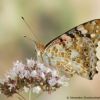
[22,17,100,80]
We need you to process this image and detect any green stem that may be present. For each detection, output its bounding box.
[29,88,32,100]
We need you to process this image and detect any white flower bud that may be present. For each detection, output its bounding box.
[32,86,41,94]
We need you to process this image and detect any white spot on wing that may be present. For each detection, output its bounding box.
[91,33,95,38]
[91,21,96,25]
[77,25,87,35]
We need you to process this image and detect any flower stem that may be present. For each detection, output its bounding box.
[29,88,32,100]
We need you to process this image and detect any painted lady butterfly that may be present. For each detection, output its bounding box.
[22,17,100,80]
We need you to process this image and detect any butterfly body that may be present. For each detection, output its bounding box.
[36,19,100,80]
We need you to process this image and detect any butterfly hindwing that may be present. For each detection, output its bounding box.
[42,19,100,80]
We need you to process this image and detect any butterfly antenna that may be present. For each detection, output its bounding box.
[24,35,34,41]
[24,35,37,48]
[21,17,41,43]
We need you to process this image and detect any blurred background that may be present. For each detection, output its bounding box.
[0,0,100,100]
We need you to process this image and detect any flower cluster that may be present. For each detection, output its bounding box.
[0,59,69,97]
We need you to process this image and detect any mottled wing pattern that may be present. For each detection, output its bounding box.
[42,19,100,80]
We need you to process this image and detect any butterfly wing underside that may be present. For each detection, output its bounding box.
[42,19,100,80]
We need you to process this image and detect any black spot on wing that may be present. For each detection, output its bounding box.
[86,34,91,38]
[95,70,98,74]
[89,71,93,80]
[65,28,76,38]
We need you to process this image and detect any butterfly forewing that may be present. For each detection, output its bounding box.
[42,19,100,80]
